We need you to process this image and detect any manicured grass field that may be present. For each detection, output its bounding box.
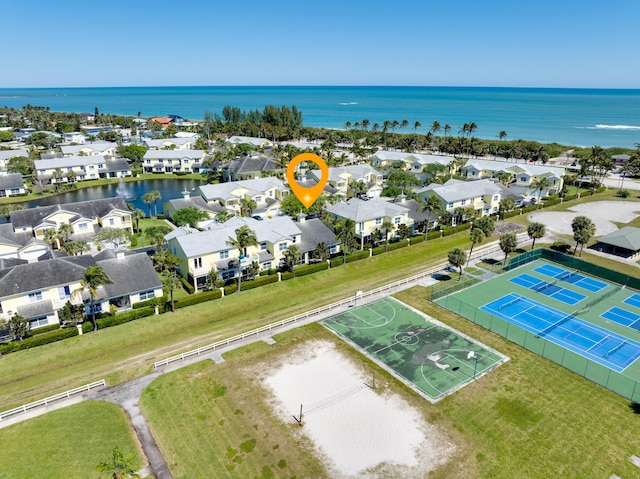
[0,401,145,479]
[0,233,469,411]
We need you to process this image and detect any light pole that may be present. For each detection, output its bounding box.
[354,290,363,308]
[467,351,479,379]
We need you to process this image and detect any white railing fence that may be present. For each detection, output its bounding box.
[0,380,106,421]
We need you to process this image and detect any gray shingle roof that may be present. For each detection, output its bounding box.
[97,253,162,297]
[17,300,55,318]
[0,256,89,297]
[0,149,28,161]
[327,198,409,222]
[10,197,130,230]
[143,149,204,160]
[224,156,278,175]
[298,219,339,254]
[597,226,640,251]
[0,173,24,190]
[419,179,501,203]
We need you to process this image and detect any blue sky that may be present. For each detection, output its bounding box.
[2,0,639,88]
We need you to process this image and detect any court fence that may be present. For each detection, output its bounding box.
[437,294,640,403]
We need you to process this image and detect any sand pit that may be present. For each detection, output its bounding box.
[528,201,640,236]
[263,341,455,478]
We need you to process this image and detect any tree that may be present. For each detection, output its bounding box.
[58,223,74,242]
[43,228,58,251]
[473,216,495,237]
[97,446,140,479]
[334,218,357,259]
[240,197,258,217]
[312,242,330,262]
[527,222,546,250]
[94,228,131,249]
[226,225,258,292]
[571,215,595,257]
[396,223,411,240]
[498,130,507,141]
[7,156,34,176]
[498,197,515,219]
[145,225,172,247]
[448,248,466,280]
[132,209,146,233]
[381,220,395,252]
[8,313,30,340]
[282,244,301,277]
[467,227,486,268]
[164,273,182,313]
[172,207,209,227]
[215,210,233,224]
[417,195,441,240]
[499,232,518,265]
[532,177,550,209]
[72,265,114,332]
[142,192,154,217]
[148,190,162,216]
[205,267,222,291]
[58,300,84,327]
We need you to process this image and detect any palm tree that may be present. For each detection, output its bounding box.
[467,227,485,267]
[417,195,441,241]
[97,446,140,479]
[334,218,357,260]
[533,177,550,209]
[430,121,441,136]
[148,190,162,216]
[240,198,257,217]
[58,223,74,242]
[448,248,466,280]
[527,222,546,250]
[413,121,422,135]
[215,210,233,223]
[226,225,258,292]
[142,192,154,217]
[498,130,507,141]
[72,265,113,332]
[400,119,409,134]
[164,273,182,313]
[282,245,301,278]
[499,233,518,266]
[571,216,595,257]
[381,220,395,252]
[43,228,58,252]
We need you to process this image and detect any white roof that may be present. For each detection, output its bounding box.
[171,216,300,257]
[370,150,454,166]
[143,149,204,159]
[327,198,409,222]
[462,159,565,178]
[227,136,272,146]
[144,137,193,148]
[419,178,501,203]
[35,155,106,170]
[309,165,383,183]
[196,177,286,202]
[0,149,28,160]
[60,141,117,155]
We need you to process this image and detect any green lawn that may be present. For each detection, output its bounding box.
[0,401,145,479]
[0,233,469,411]
[134,218,176,248]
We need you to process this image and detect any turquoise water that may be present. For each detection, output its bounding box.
[1,86,639,148]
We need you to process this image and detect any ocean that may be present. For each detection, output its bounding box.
[1,86,639,148]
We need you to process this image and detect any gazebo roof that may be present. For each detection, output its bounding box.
[598,226,640,252]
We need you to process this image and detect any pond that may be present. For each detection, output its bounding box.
[6,178,206,220]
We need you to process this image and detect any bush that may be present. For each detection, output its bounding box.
[0,327,78,354]
[564,194,578,201]
[409,234,425,245]
[387,240,409,252]
[174,171,188,176]
[551,241,572,253]
[503,209,521,219]
[346,250,370,263]
[181,277,195,295]
[371,246,385,256]
[330,256,344,268]
[133,297,164,309]
[32,323,61,335]
[224,283,238,296]
[617,189,631,198]
[174,289,222,309]
[95,307,155,329]
[522,205,537,213]
[543,198,561,207]
[293,262,329,277]
[427,230,442,240]
[238,274,279,291]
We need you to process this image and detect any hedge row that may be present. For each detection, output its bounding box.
[0,327,78,354]
[346,250,370,263]
[181,277,195,295]
[133,297,163,309]
[237,274,280,291]
[330,256,345,268]
[293,262,329,277]
[93,307,155,329]
[387,240,409,252]
[174,289,223,309]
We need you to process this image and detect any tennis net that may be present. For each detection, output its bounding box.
[559,270,577,282]
[498,296,523,311]
[604,341,627,359]
[539,313,573,337]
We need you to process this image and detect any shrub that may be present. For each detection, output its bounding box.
[345,250,370,263]
[174,171,188,176]
[293,262,329,277]
[181,277,195,295]
[224,283,238,296]
[330,256,344,268]
[238,274,279,291]
[543,198,561,207]
[371,246,385,256]
[503,209,521,219]
[387,240,409,252]
[522,205,537,213]
[617,189,631,198]
[95,307,155,329]
[564,194,578,201]
[551,241,572,253]
[280,271,293,281]
[409,234,425,245]
[32,323,61,335]
[174,290,222,309]
[427,230,442,240]
[133,297,165,309]
[0,327,78,355]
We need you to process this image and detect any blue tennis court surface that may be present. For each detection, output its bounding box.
[624,294,640,309]
[602,307,640,331]
[534,264,608,293]
[481,293,640,372]
[509,274,586,305]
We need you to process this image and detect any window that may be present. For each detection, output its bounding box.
[394,216,402,224]
[183,159,189,164]
[139,290,155,301]
[194,257,203,268]
[448,203,454,208]
[254,196,262,203]
[375,218,382,225]
[58,285,71,300]
[260,242,267,251]
[108,218,115,226]
[220,250,229,259]
[279,242,288,251]
[30,316,49,328]
[67,167,73,172]
[88,165,94,170]
[221,270,234,280]
[461,200,466,206]
[98,164,104,169]
[10,188,19,195]
[28,291,43,302]
[358,222,364,232]
[520,176,527,182]
[78,223,88,231]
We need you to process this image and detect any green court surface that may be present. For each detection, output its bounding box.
[321,297,508,402]
[436,257,640,402]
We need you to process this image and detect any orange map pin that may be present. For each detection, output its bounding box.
[286,153,329,208]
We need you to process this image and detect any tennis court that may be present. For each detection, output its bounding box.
[321,298,508,402]
[624,294,640,309]
[482,294,640,372]
[509,273,586,305]
[434,256,640,402]
[534,264,608,293]
[602,307,640,331]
